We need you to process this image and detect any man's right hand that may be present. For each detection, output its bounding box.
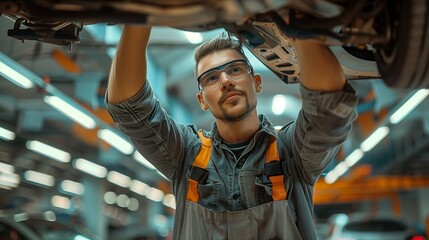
[107,25,151,104]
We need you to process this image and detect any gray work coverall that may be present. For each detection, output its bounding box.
[106,81,358,239]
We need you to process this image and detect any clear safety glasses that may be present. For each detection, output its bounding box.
[197,59,252,90]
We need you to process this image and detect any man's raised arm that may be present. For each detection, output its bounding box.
[107,25,151,104]
[294,39,346,92]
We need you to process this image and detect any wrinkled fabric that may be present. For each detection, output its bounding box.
[105,81,358,240]
[181,200,302,240]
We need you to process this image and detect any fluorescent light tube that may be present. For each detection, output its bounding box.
[73,158,107,178]
[74,235,91,240]
[13,213,29,222]
[0,126,15,141]
[162,194,176,209]
[97,129,134,155]
[0,162,15,174]
[129,180,150,196]
[61,180,84,195]
[44,95,97,129]
[0,172,20,188]
[133,151,156,169]
[146,187,164,202]
[324,171,339,184]
[26,140,71,163]
[344,149,364,167]
[107,171,131,188]
[360,126,390,152]
[184,31,202,44]
[0,61,34,89]
[389,89,429,124]
[51,195,71,209]
[24,170,55,187]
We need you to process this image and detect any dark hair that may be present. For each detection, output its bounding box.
[194,32,253,78]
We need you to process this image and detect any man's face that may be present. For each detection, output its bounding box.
[196,49,262,122]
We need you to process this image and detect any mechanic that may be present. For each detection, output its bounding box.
[105,25,358,239]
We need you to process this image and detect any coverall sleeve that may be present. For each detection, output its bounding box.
[283,82,358,185]
[105,81,198,180]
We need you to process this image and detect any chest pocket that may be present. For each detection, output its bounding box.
[186,131,287,203]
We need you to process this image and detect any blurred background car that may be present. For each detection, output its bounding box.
[326,213,426,240]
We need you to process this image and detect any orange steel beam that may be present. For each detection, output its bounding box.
[315,175,429,204]
[51,48,81,73]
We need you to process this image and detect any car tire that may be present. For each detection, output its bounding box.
[375,0,429,89]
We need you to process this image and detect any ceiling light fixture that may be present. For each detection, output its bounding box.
[107,171,131,188]
[344,149,364,167]
[51,195,71,209]
[0,172,20,190]
[24,170,55,187]
[97,129,134,155]
[73,158,107,178]
[272,94,286,115]
[360,126,390,152]
[0,53,34,89]
[146,187,164,202]
[0,126,15,141]
[44,95,97,129]
[184,31,203,44]
[389,89,429,124]
[26,140,71,163]
[61,180,85,195]
[129,179,150,196]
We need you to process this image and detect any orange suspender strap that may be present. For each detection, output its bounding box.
[265,136,287,201]
[186,130,212,202]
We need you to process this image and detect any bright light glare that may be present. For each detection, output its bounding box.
[127,198,139,211]
[325,162,349,184]
[389,89,429,124]
[360,126,390,152]
[129,180,150,196]
[44,95,97,129]
[51,195,71,209]
[324,171,339,184]
[24,170,55,187]
[0,126,15,141]
[73,158,107,178]
[0,61,34,89]
[344,149,364,167]
[163,194,176,209]
[26,140,71,163]
[272,94,286,115]
[43,211,56,222]
[116,194,129,208]
[61,180,85,195]
[0,172,20,188]
[133,151,156,169]
[74,235,91,240]
[184,31,203,44]
[0,162,14,174]
[97,129,134,155]
[104,191,117,205]
[107,171,131,188]
[146,187,164,202]
[13,213,29,222]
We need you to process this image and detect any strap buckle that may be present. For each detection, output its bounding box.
[189,166,209,183]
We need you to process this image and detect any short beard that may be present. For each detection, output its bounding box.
[212,94,256,122]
